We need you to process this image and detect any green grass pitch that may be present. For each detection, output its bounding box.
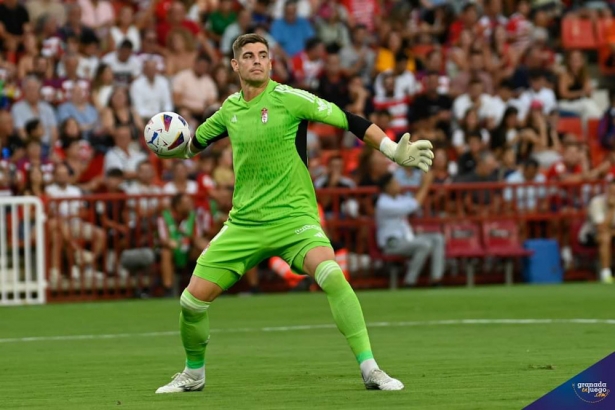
[1,284,613,409]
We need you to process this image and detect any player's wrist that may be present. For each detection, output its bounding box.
[379,138,397,161]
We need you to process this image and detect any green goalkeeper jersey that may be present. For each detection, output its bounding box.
[195,80,350,225]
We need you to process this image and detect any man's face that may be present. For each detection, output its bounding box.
[426,74,439,93]
[118,47,132,62]
[193,58,210,76]
[325,54,341,76]
[114,128,132,149]
[353,27,366,45]
[169,2,185,24]
[470,54,483,72]
[232,42,271,86]
[143,60,157,79]
[308,43,325,61]
[328,158,343,175]
[177,195,193,215]
[106,176,123,192]
[54,165,70,186]
[530,76,543,91]
[284,3,297,23]
[427,53,442,71]
[237,10,251,29]
[383,75,395,94]
[65,56,79,76]
[174,163,188,180]
[469,83,483,100]
[385,178,401,196]
[563,146,580,166]
[468,137,482,154]
[23,80,40,103]
[138,163,154,184]
[523,164,538,181]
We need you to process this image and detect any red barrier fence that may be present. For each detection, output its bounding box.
[39,180,608,301]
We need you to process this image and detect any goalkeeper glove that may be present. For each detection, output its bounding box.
[379,133,434,172]
[182,136,199,159]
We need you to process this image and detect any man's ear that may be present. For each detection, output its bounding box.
[231,58,239,72]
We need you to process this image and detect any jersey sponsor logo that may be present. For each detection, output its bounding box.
[261,108,268,124]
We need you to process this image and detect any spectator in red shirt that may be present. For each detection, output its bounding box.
[447,3,479,45]
[373,72,410,138]
[477,0,508,39]
[291,37,325,91]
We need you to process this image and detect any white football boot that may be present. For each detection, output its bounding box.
[363,369,404,391]
[155,371,205,394]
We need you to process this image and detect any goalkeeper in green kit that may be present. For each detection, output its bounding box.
[155,34,434,393]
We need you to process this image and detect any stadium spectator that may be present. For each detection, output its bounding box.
[0,111,24,163]
[393,164,423,189]
[314,2,350,49]
[27,0,66,27]
[15,142,53,191]
[137,29,166,73]
[56,53,88,101]
[503,158,547,212]
[317,53,351,109]
[102,39,142,85]
[77,33,101,79]
[0,0,31,43]
[522,104,562,167]
[456,132,483,176]
[599,90,615,150]
[375,171,444,287]
[125,160,162,222]
[511,44,554,91]
[412,71,452,135]
[91,64,114,111]
[107,5,141,52]
[206,0,237,43]
[490,106,520,157]
[517,70,557,121]
[172,54,218,126]
[164,29,197,77]
[557,50,601,122]
[61,138,101,192]
[452,107,490,156]
[220,9,253,57]
[450,50,494,97]
[16,34,40,81]
[103,126,147,180]
[101,86,144,140]
[485,25,517,87]
[375,31,417,75]
[271,0,315,57]
[57,83,99,138]
[155,1,200,46]
[582,180,615,283]
[340,0,379,32]
[452,79,492,123]
[448,3,479,45]
[58,4,97,42]
[130,59,173,122]
[339,24,375,86]
[375,51,420,99]
[506,0,532,51]
[432,146,453,184]
[77,0,115,35]
[157,192,208,296]
[45,162,105,278]
[478,0,508,39]
[314,155,357,217]
[455,150,501,215]
[291,38,325,91]
[163,161,198,195]
[11,76,58,155]
[416,50,450,95]
[372,72,410,139]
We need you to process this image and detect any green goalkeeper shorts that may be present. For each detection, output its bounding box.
[193,216,332,290]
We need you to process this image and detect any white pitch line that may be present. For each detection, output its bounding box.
[1,318,614,344]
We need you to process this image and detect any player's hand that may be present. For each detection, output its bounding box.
[182,136,198,159]
[385,133,434,173]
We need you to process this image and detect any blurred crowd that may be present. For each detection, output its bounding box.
[2,0,615,289]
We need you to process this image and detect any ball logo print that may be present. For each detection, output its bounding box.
[572,382,610,404]
[144,111,192,158]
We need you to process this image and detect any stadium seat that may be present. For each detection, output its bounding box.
[443,222,486,287]
[481,220,533,285]
[367,223,406,290]
[596,18,613,46]
[557,117,583,141]
[561,17,598,49]
[412,221,442,235]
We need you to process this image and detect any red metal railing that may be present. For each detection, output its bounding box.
[39,180,608,301]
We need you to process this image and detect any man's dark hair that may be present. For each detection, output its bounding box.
[374,109,392,118]
[466,131,483,142]
[171,193,187,209]
[523,158,540,169]
[196,53,212,64]
[499,78,514,90]
[529,69,545,81]
[118,39,134,50]
[377,172,395,192]
[106,168,124,178]
[25,118,41,135]
[305,37,322,52]
[394,51,409,64]
[232,33,269,59]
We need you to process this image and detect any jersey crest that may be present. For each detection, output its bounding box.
[261,108,268,124]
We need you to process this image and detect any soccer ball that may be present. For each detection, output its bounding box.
[144,112,191,158]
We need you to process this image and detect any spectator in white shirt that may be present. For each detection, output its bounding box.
[375,171,445,287]
[102,39,142,85]
[103,125,147,180]
[45,163,105,277]
[163,161,198,195]
[503,158,547,212]
[517,69,557,123]
[374,52,421,99]
[107,5,141,52]
[130,59,173,121]
[452,79,493,124]
[581,179,615,283]
[125,160,162,230]
[485,79,523,129]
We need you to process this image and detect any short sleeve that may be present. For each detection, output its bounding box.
[194,104,228,148]
[275,84,348,129]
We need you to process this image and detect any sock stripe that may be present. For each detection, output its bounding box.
[315,261,340,287]
[180,290,211,313]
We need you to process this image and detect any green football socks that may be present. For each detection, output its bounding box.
[315,260,374,364]
[179,290,211,369]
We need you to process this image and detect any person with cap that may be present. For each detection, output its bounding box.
[375,170,444,287]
